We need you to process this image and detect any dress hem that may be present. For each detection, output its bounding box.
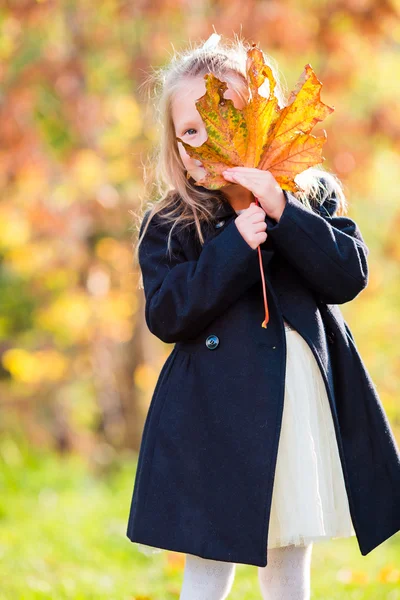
[136,528,357,556]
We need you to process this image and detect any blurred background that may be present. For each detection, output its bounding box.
[1,1,399,598]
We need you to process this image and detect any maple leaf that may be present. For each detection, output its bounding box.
[176,44,334,192]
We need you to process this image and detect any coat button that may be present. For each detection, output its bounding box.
[327,331,335,345]
[205,334,219,350]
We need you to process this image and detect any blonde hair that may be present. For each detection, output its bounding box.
[131,32,348,269]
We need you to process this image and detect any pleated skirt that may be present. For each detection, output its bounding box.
[135,321,356,557]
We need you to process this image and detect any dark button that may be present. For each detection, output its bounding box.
[205,334,219,350]
[215,220,225,229]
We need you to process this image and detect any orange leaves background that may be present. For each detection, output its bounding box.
[0,0,399,462]
[0,1,400,596]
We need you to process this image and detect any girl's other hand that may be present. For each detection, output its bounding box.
[222,167,286,221]
[234,203,268,250]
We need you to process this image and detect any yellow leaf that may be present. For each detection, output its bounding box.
[351,570,369,584]
[177,44,334,192]
[378,564,400,583]
[163,551,186,575]
[2,348,68,384]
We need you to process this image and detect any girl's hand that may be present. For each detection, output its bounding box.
[235,203,268,250]
[222,167,287,221]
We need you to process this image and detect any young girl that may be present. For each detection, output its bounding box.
[126,34,400,600]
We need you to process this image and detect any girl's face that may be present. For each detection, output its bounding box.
[172,75,246,182]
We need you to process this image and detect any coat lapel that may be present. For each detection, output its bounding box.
[201,197,238,246]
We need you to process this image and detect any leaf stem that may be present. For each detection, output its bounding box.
[254,196,269,328]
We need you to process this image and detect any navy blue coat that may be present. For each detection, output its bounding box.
[126,182,400,567]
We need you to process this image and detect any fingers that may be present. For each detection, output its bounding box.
[225,168,270,174]
[234,202,268,249]
[254,231,268,245]
[253,231,267,248]
[242,205,267,229]
[242,202,265,218]
[253,220,267,234]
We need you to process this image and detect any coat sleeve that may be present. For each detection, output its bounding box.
[264,185,369,304]
[138,210,273,343]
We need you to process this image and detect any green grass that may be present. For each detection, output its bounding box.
[0,433,399,599]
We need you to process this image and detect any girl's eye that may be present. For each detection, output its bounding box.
[184,128,197,135]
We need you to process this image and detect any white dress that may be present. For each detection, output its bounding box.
[134,208,356,556]
[267,319,355,548]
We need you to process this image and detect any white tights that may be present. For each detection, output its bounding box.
[179,543,313,600]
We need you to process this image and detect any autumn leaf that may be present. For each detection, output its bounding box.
[176,44,334,192]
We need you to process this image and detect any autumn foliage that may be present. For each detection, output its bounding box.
[176,45,334,193]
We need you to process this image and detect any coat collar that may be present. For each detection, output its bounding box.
[196,197,237,249]
[178,189,245,247]
[186,177,237,221]
[212,196,237,221]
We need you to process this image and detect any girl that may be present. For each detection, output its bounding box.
[126,33,400,600]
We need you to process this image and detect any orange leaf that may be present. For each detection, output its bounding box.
[176,44,334,193]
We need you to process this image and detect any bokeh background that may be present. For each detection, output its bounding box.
[1,1,400,598]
